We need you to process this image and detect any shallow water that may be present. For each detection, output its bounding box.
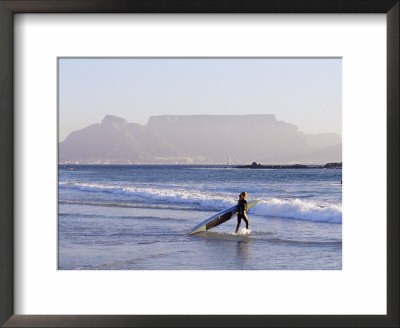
[58,165,342,270]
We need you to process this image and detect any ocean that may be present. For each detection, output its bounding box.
[58,165,342,270]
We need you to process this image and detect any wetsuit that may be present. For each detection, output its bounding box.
[236,198,249,232]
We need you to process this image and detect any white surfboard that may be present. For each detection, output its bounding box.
[189,200,260,235]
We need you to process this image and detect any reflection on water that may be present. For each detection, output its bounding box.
[235,240,249,269]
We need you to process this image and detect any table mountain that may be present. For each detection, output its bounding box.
[59,114,341,164]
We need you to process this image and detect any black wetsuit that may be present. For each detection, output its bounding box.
[236,199,249,232]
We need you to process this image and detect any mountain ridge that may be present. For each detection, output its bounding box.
[59,115,342,164]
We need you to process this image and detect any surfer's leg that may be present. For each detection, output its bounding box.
[243,213,249,229]
[235,215,241,233]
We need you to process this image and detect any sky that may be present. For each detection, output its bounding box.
[59,58,342,142]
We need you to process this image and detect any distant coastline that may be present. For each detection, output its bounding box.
[58,162,342,169]
[235,162,342,169]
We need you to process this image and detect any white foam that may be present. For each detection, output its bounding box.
[59,181,235,210]
[252,198,342,223]
[59,182,342,223]
[237,228,251,235]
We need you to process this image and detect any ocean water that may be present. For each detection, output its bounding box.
[58,165,342,270]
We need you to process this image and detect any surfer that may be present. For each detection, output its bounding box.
[235,191,249,233]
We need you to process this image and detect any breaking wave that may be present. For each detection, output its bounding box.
[251,198,342,223]
[59,182,342,223]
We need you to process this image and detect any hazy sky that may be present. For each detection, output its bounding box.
[59,58,341,142]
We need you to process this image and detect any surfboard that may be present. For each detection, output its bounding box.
[189,200,260,235]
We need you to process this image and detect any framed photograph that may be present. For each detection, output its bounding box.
[0,0,398,327]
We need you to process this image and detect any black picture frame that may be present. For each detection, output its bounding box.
[0,0,398,327]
